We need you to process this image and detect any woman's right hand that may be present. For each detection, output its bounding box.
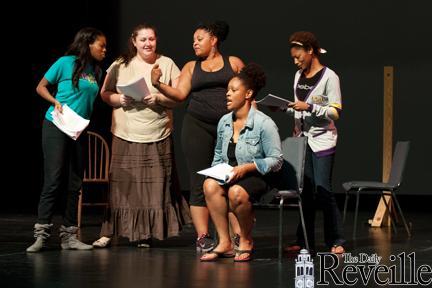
[151,64,162,86]
[54,101,63,113]
[119,94,133,107]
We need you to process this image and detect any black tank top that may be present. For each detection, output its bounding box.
[228,141,238,166]
[187,56,234,124]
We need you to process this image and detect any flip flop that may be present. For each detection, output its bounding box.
[234,249,253,262]
[200,250,235,262]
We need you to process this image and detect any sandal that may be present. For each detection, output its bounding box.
[234,249,253,262]
[200,250,235,262]
[92,236,111,248]
[331,245,345,254]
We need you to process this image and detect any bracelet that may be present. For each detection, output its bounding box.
[153,81,161,88]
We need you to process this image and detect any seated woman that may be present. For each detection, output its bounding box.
[200,63,283,262]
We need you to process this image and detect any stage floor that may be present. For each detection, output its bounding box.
[1,208,431,288]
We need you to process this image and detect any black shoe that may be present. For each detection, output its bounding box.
[137,239,152,248]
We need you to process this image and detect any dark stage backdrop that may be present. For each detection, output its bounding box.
[18,0,431,212]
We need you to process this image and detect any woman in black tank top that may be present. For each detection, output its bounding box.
[151,21,245,252]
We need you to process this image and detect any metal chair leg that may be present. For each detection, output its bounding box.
[343,192,349,223]
[298,198,309,252]
[392,194,412,237]
[353,189,360,240]
[381,193,397,234]
[278,197,284,261]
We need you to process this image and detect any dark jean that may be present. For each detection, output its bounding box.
[37,120,83,227]
[296,144,345,249]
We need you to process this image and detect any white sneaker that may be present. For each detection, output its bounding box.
[92,236,111,248]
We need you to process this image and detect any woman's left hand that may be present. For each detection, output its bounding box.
[291,101,310,111]
[142,94,159,107]
[227,163,255,183]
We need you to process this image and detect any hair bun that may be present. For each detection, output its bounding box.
[238,63,266,94]
[212,21,229,42]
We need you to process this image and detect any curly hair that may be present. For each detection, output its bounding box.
[236,63,266,98]
[196,20,229,46]
[289,31,322,56]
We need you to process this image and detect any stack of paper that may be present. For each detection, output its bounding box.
[116,77,151,101]
[197,163,234,184]
[51,104,90,140]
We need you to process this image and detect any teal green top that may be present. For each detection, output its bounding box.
[44,55,99,121]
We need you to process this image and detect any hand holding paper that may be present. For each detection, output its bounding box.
[51,104,90,140]
[116,77,151,101]
[197,163,234,185]
[256,94,294,110]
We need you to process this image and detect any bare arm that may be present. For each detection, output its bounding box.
[228,56,245,73]
[100,72,133,108]
[151,61,194,102]
[155,77,181,108]
[36,77,62,112]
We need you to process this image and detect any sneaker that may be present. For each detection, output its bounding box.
[196,234,215,253]
[232,234,240,250]
[92,236,111,248]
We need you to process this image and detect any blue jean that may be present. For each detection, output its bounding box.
[296,144,345,249]
[37,120,83,226]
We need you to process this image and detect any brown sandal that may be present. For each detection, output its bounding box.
[200,250,235,262]
[234,249,253,262]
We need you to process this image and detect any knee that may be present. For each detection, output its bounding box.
[228,185,249,208]
[203,178,223,199]
[316,184,334,200]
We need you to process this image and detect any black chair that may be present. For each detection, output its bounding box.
[342,141,411,239]
[276,137,309,260]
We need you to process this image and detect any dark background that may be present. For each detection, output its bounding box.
[8,0,430,212]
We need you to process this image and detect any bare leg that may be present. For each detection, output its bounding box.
[202,179,232,253]
[228,212,241,237]
[229,185,254,261]
[190,206,210,237]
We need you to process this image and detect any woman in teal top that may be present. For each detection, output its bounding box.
[27,27,107,253]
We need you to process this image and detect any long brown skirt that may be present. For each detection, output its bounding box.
[100,135,191,241]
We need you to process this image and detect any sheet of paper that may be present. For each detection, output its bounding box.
[256,93,293,108]
[197,163,234,184]
[116,77,151,101]
[51,104,90,140]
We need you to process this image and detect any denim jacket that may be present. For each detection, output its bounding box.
[212,107,283,175]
